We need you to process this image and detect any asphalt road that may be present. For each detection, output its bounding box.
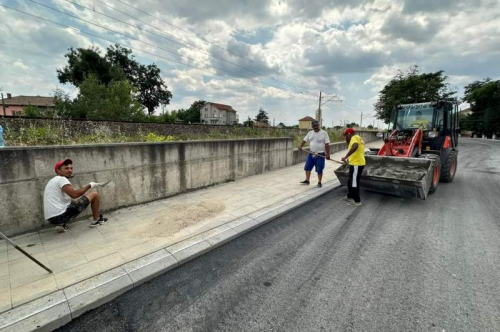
[57,138,500,332]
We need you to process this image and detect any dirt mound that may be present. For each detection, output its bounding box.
[136,200,225,239]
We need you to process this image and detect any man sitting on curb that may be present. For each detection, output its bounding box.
[43,159,108,233]
[299,120,331,188]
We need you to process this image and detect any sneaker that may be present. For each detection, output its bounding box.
[90,215,108,228]
[347,201,362,206]
[340,197,354,202]
[300,180,310,185]
[317,182,322,188]
[55,225,68,233]
[89,220,100,228]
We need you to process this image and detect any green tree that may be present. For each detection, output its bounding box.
[57,47,116,86]
[57,44,172,116]
[254,107,269,124]
[69,75,145,121]
[24,105,41,117]
[54,89,74,119]
[463,79,500,137]
[176,100,205,123]
[157,110,178,123]
[243,116,254,127]
[375,66,456,122]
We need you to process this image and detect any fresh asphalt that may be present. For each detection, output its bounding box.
[57,138,500,332]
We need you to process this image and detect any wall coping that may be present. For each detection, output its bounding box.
[0,137,292,151]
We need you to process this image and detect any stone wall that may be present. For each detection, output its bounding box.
[0,138,292,235]
[0,116,309,140]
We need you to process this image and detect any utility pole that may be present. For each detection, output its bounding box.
[317,91,322,128]
[360,112,363,128]
[1,93,5,116]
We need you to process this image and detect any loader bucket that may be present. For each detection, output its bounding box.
[334,156,436,200]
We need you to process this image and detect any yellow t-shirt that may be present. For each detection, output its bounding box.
[348,135,366,166]
[409,119,429,129]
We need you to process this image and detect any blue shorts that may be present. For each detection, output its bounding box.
[304,153,325,174]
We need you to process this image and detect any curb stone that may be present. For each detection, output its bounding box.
[0,179,341,331]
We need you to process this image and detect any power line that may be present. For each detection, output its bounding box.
[2,3,308,102]
[59,0,308,95]
[105,0,324,98]
[23,0,312,96]
[109,0,286,80]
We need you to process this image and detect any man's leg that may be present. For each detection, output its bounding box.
[352,165,362,203]
[316,154,325,187]
[353,166,364,203]
[305,171,311,182]
[302,154,314,184]
[85,192,100,221]
[347,165,354,198]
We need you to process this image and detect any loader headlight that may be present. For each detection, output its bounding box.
[428,131,439,138]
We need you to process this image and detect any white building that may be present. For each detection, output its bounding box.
[200,102,238,125]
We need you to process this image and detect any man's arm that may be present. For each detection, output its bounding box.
[62,184,91,199]
[341,143,359,162]
[325,143,330,159]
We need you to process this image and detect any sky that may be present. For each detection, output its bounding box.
[1,0,499,128]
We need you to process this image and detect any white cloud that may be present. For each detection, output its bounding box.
[1,0,500,126]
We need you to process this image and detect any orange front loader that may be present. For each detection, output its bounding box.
[335,101,459,200]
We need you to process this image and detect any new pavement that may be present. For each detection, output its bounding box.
[56,138,500,331]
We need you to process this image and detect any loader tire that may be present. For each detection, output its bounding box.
[440,150,458,183]
[426,155,441,194]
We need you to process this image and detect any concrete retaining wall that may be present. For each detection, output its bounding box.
[0,138,292,235]
[292,130,380,165]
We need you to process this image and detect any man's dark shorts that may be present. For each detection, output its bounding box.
[48,196,90,225]
[304,153,326,174]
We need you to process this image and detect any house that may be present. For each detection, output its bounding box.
[1,93,55,116]
[200,102,239,125]
[298,116,317,129]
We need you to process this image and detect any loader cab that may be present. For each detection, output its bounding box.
[422,101,459,152]
[392,101,459,152]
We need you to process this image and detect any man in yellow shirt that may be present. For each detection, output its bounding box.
[409,111,430,129]
[341,128,366,206]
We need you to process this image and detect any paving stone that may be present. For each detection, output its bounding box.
[88,253,126,275]
[54,263,97,289]
[11,276,58,308]
[0,291,68,331]
[0,290,12,313]
[9,253,52,289]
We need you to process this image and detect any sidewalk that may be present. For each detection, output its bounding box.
[0,140,381,331]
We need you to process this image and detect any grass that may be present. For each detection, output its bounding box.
[3,124,345,148]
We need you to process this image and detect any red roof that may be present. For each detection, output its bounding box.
[208,102,236,113]
[298,116,316,121]
[4,95,55,107]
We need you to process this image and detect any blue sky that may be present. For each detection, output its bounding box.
[1,0,499,127]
